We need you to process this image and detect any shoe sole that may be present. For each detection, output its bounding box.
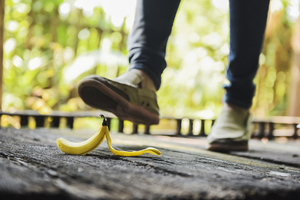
[207,143,248,152]
[78,78,159,125]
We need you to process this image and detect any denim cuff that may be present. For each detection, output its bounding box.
[129,63,161,90]
[223,94,252,109]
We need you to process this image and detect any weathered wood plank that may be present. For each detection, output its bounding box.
[0,128,299,199]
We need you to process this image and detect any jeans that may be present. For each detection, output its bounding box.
[128,0,270,109]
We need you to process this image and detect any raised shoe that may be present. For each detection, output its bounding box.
[78,70,159,125]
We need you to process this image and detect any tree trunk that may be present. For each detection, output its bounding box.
[288,17,300,116]
[0,0,5,111]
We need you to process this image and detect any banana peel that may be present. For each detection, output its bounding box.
[56,115,161,157]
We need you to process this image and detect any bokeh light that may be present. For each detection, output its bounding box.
[2,0,300,129]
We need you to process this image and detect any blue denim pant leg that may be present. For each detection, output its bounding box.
[128,0,270,107]
[127,0,181,90]
[224,0,270,109]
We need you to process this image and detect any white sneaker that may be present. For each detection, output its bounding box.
[207,109,253,152]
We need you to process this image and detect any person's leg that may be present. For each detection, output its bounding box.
[128,0,181,90]
[208,0,270,151]
[78,0,180,125]
[224,0,270,109]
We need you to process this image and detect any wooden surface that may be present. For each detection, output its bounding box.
[0,128,300,199]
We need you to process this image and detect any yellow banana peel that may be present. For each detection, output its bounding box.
[56,115,161,157]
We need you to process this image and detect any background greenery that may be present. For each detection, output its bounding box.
[2,0,300,128]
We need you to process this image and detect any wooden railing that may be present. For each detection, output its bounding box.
[0,110,299,140]
[252,116,300,140]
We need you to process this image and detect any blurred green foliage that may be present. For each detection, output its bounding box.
[2,0,299,128]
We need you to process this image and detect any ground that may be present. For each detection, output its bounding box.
[0,128,300,200]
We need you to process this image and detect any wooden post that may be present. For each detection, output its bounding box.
[187,119,193,136]
[66,117,74,129]
[20,115,29,127]
[199,119,206,136]
[51,117,60,128]
[175,119,182,135]
[132,124,138,134]
[0,0,5,113]
[292,124,298,140]
[267,122,274,140]
[118,119,124,133]
[257,122,266,139]
[35,116,45,128]
[144,125,150,135]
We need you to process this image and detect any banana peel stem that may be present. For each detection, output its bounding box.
[56,117,161,157]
